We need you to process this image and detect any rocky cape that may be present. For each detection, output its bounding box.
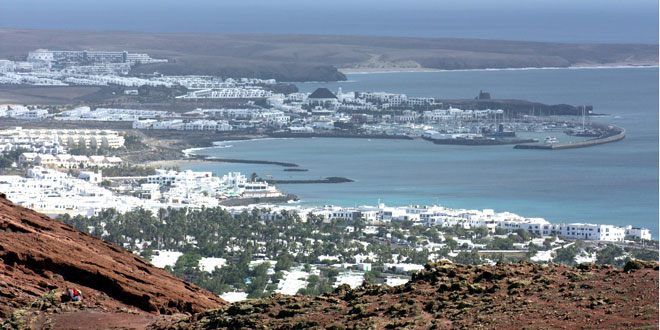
[0,195,225,320]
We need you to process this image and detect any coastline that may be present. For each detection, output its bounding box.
[143,157,300,168]
[143,159,226,168]
[338,64,658,74]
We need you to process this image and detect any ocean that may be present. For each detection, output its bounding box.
[184,67,659,237]
[1,0,657,44]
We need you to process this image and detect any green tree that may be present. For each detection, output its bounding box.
[445,237,458,251]
[353,218,366,235]
[453,249,482,265]
[494,228,508,235]
[554,244,579,266]
[275,253,294,271]
[140,248,154,262]
[596,245,625,267]
[472,227,489,239]
[363,269,382,284]
[327,269,339,278]
[514,229,532,241]
[172,252,202,280]
[246,262,270,298]
[0,157,13,168]
[630,248,659,262]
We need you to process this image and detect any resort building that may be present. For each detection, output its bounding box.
[24,153,123,168]
[0,127,125,149]
[306,88,339,106]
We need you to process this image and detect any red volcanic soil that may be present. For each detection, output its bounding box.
[32,310,177,330]
[156,262,659,330]
[0,195,225,320]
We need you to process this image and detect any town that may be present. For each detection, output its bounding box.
[0,49,654,303]
[0,49,615,148]
[0,142,654,301]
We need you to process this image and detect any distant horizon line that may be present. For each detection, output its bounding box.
[1,26,657,46]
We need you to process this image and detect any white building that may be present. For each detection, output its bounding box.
[78,171,102,184]
[0,60,15,73]
[24,153,122,168]
[0,127,125,149]
[624,226,652,240]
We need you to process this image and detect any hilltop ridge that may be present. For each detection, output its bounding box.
[153,261,658,329]
[0,29,656,81]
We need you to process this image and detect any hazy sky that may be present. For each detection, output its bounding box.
[1,0,657,43]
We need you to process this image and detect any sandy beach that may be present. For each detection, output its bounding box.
[338,63,659,74]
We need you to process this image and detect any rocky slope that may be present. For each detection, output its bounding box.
[154,261,658,330]
[0,194,225,320]
[0,193,657,329]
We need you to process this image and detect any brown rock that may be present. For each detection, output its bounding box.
[0,196,225,319]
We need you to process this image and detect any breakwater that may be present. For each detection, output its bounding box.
[422,136,537,146]
[195,156,299,167]
[265,177,353,184]
[514,123,625,150]
[269,132,413,140]
[219,194,298,206]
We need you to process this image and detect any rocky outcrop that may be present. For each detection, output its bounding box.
[155,261,658,330]
[0,195,225,319]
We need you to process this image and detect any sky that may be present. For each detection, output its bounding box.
[0,0,657,44]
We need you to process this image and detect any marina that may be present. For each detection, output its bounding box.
[187,67,659,236]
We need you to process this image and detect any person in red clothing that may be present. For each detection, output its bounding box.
[62,288,82,302]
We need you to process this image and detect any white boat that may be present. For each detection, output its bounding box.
[544,136,558,144]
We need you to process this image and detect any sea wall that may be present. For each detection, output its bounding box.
[268,132,414,140]
[422,136,537,146]
[264,177,353,184]
[195,156,299,167]
[218,194,298,206]
[514,123,625,150]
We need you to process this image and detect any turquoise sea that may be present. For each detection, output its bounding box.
[185,67,659,237]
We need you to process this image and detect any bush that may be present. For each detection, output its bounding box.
[0,157,13,168]
[275,254,294,272]
[596,245,625,267]
[453,249,482,265]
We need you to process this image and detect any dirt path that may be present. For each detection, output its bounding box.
[33,310,181,330]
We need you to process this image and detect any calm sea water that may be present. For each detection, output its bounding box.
[185,67,659,237]
[1,0,657,44]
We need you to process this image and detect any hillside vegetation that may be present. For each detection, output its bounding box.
[154,261,659,330]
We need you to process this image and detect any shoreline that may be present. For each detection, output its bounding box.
[338,64,658,74]
[264,177,353,184]
[143,157,299,168]
[143,158,226,168]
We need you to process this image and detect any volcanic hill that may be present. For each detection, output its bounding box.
[153,262,659,330]
[0,194,225,321]
[0,194,658,330]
